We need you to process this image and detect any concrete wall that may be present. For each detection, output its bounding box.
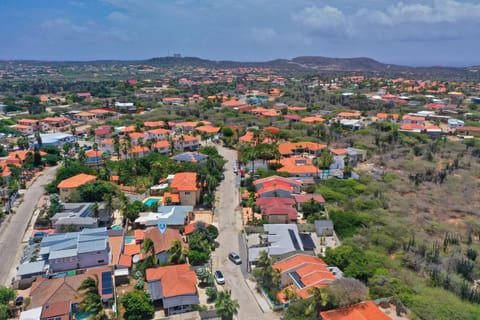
[78,250,109,269]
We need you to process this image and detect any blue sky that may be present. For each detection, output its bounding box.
[1,0,480,66]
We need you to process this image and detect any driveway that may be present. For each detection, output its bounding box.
[212,145,277,320]
[0,165,58,285]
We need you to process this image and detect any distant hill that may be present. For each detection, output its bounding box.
[1,55,478,79]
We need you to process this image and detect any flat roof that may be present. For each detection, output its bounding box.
[17,261,46,276]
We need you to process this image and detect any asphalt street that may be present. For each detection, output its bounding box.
[212,145,277,320]
[0,165,58,285]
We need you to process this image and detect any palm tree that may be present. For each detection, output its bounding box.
[77,276,104,317]
[103,193,114,225]
[167,240,188,264]
[215,290,239,320]
[113,135,121,159]
[142,237,158,266]
[91,202,100,218]
[305,286,324,316]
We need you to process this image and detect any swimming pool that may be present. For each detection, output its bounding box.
[124,236,135,245]
[75,312,93,320]
[143,197,161,207]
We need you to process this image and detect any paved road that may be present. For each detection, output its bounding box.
[0,165,58,285]
[212,146,277,320]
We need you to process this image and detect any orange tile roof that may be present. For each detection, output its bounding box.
[401,123,425,130]
[278,142,327,155]
[253,175,301,186]
[222,99,245,107]
[330,148,348,155]
[195,125,221,134]
[143,227,183,255]
[86,150,103,157]
[123,244,141,256]
[7,150,47,163]
[146,264,197,297]
[118,254,132,268]
[320,301,392,320]
[239,131,254,143]
[57,173,97,189]
[129,132,148,139]
[144,121,165,128]
[184,222,211,235]
[76,112,95,117]
[43,117,71,122]
[148,128,171,135]
[402,115,425,121]
[129,146,149,154]
[109,235,123,266]
[301,116,325,123]
[171,172,198,191]
[377,113,399,120]
[274,254,328,273]
[18,118,39,124]
[89,109,111,114]
[337,111,361,118]
[40,300,70,319]
[122,126,136,133]
[288,106,307,111]
[154,140,170,149]
[174,135,199,142]
[135,229,145,242]
[163,192,180,204]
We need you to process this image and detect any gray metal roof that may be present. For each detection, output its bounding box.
[137,205,193,226]
[249,224,305,260]
[54,216,97,226]
[17,261,46,276]
[314,220,334,229]
[49,248,78,260]
[147,280,164,300]
[78,239,107,254]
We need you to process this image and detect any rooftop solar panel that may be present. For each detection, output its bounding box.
[101,271,113,295]
[299,233,316,250]
[288,229,301,251]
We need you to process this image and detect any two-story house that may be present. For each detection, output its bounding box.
[170,172,200,206]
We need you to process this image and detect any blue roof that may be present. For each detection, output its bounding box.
[49,249,78,260]
[172,152,207,162]
[157,206,193,225]
[78,239,107,254]
[17,261,45,277]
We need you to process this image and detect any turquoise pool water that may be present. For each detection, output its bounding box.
[75,312,93,320]
[125,236,135,244]
[144,198,160,207]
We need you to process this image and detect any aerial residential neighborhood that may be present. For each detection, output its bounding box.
[0,3,480,319]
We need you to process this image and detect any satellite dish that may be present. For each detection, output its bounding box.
[132,255,140,263]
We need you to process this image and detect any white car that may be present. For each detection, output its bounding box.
[214,270,225,285]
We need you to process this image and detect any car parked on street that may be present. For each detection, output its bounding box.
[214,270,225,284]
[228,252,242,265]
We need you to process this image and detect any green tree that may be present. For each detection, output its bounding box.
[252,250,281,300]
[142,237,158,266]
[215,290,239,320]
[305,287,325,316]
[77,276,104,317]
[316,149,334,170]
[167,240,188,264]
[121,290,155,320]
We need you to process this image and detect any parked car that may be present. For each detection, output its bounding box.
[228,252,242,265]
[214,270,225,284]
[15,296,24,306]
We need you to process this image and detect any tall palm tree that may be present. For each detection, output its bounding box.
[305,286,324,316]
[215,290,239,320]
[167,240,188,264]
[113,135,121,159]
[142,237,158,266]
[103,193,114,225]
[77,276,104,316]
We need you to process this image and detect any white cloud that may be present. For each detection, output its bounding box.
[292,0,480,40]
[293,6,346,30]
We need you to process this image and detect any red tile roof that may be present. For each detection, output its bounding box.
[123,244,141,256]
[57,173,97,189]
[143,227,183,254]
[118,254,132,268]
[253,175,301,187]
[171,172,198,191]
[320,301,391,320]
[278,142,326,155]
[146,264,197,297]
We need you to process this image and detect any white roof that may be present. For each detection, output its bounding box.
[20,307,42,320]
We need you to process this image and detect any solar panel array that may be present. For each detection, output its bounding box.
[102,271,113,295]
[288,229,301,250]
